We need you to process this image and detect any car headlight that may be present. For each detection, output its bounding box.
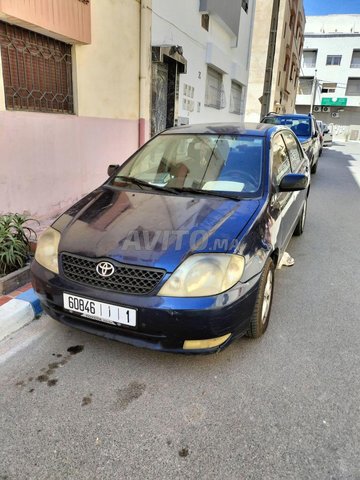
[158,254,245,297]
[35,227,61,274]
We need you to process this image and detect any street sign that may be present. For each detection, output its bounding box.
[321,98,347,106]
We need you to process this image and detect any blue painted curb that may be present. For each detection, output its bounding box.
[16,288,43,317]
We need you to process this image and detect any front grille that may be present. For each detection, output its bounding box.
[61,253,166,295]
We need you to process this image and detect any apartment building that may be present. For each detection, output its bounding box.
[296,15,360,141]
[151,0,255,135]
[0,0,152,221]
[245,0,305,122]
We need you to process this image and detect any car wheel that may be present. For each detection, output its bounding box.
[294,198,307,236]
[246,258,275,338]
[311,159,318,174]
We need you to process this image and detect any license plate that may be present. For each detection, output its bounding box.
[63,293,136,327]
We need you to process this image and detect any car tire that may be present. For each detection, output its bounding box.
[246,258,275,339]
[293,198,307,236]
[311,159,318,174]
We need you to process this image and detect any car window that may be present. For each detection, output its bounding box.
[110,134,264,196]
[281,130,303,172]
[272,134,291,185]
[263,116,311,137]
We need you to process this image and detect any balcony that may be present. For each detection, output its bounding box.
[0,0,91,44]
[199,0,241,42]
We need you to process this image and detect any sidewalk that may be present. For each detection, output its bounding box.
[0,282,42,341]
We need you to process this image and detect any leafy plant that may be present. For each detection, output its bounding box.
[0,214,39,277]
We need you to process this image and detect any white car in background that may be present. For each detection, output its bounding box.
[323,124,333,146]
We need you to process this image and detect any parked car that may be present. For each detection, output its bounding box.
[262,112,321,173]
[316,120,324,156]
[31,123,310,354]
[323,124,333,146]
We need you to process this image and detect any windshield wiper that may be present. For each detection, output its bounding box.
[113,176,178,194]
[173,187,240,201]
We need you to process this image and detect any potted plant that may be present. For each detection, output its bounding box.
[0,214,38,295]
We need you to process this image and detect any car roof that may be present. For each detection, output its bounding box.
[162,122,280,137]
[263,113,312,120]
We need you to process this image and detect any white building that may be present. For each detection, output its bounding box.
[151,0,255,135]
[296,15,360,141]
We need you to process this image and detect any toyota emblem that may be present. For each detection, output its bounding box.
[96,261,115,277]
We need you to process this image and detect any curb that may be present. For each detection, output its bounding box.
[0,288,42,342]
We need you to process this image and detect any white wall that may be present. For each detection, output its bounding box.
[151,0,254,124]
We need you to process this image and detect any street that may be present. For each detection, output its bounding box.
[1,143,360,480]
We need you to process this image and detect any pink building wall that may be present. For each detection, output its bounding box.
[0,111,141,222]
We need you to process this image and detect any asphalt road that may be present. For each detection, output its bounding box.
[1,143,360,480]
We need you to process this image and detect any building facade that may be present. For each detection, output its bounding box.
[245,0,305,122]
[296,15,360,141]
[0,0,152,222]
[151,0,255,135]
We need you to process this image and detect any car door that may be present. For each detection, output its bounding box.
[270,133,294,253]
[281,129,309,236]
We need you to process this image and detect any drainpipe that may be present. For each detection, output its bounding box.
[139,0,152,147]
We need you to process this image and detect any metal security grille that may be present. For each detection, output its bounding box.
[346,78,360,96]
[61,253,166,295]
[205,67,225,109]
[0,21,73,113]
[229,81,243,115]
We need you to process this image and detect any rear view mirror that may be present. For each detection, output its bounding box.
[108,164,119,177]
[279,173,308,192]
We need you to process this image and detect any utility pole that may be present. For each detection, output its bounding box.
[310,69,318,114]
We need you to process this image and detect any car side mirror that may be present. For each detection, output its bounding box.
[279,173,308,192]
[324,129,329,134]
[107,164,119,177]
[313,131,318,138]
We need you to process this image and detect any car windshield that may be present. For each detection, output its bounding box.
[109,134,264,197]
[263,116,311,137]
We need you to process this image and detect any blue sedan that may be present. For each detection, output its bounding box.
[31,123,310,353]
[262,113,321,174]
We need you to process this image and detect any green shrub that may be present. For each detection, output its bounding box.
[0,214,38,277]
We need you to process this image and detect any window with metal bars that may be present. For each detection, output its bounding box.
[298,77,313,95]
[346,78,360,96]
[326,55,342,66]
[0,21,73,114]
[350,50,360,68]
[229,82,243,115]
[302,50,317,68]
[205,67,224,109]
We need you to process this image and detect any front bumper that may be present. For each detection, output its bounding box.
[31,261,261,354]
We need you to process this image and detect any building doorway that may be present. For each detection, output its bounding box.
[151,46,187,136]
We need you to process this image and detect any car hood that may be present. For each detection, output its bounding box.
[55,187,260,272]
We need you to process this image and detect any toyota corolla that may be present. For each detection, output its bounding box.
[31,123,310,353]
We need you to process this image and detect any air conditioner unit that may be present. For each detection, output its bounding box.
[331,112,340,118]
[322,106,330,113]
[313,106,321,113]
